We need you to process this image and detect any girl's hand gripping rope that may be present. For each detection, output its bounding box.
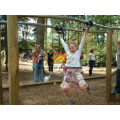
[83,21,93,31]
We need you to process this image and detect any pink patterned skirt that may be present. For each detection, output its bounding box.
[60,69,88,91]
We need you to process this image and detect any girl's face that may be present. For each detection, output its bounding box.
[69,44,77,54]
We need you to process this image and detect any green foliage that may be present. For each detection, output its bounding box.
[1,15,120,68]
[19,39,35,53]
[47,15,119,67]
[0,15,7,51]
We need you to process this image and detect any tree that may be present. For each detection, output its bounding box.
[1,15,8,71]
[36,18,45,50]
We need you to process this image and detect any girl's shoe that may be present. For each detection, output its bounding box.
[67,98,76,105]
[87,84,91,94]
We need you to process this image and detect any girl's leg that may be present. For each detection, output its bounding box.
[63,89,71,99]
[87,84,91,94]
[63,89,76,105]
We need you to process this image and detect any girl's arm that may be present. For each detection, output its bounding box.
[84,28,88,37]
[112,32,118,49]
[78,28,88,55]
[59,33,69,52]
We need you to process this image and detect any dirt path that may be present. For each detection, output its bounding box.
[2,72,120,105]
[2,61,116,87]
[1,61,119,105]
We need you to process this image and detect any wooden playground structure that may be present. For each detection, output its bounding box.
[0,15,120,105]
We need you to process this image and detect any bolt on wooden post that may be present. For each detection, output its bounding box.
[0,30,3,105]
[7,15,20,105]
[106,29,112,103]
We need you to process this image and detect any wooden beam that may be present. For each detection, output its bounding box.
[2,69,116,89]
[7,15,20,105]
[0,30,3,105]
[0,21,108,33]
[18,15,120,30]
[106,29,112,103]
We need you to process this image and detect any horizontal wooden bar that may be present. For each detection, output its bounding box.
[0,21,107,33]
[2,70,116,89]
[18,15,120,30]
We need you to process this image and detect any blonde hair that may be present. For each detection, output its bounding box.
[69,42,77,47]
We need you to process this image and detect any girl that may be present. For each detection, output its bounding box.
[112,31,120,94]
[89,48,95,76]
[59,28,91,105]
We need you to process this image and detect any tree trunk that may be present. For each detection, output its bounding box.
[5,49,8,71]
[0,30,3,105]
[45,18,47,52]
[36,18,45,73]
[36,18,45,50]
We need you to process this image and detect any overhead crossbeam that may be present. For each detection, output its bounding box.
[0,21,107,33]
[18,15,120,30]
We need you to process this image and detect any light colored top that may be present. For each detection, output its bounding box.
[89,53,95,61]
[117,48,120,69]
[60,37,86,67]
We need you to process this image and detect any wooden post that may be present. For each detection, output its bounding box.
[7,15,20,105]
[0,30,3,105]
[20,53,22,61]
[106,29,112,103]
[53,81,57,85]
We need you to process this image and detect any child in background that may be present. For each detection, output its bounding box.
[58,27,91,105]
[47,49,56,75]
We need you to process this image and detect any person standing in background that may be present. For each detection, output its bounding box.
[47,49,56,75]
[112,31,120,94]
[89,48,95,76]
[33,45,46,83]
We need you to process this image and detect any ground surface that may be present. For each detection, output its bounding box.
[2,61,120,105]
